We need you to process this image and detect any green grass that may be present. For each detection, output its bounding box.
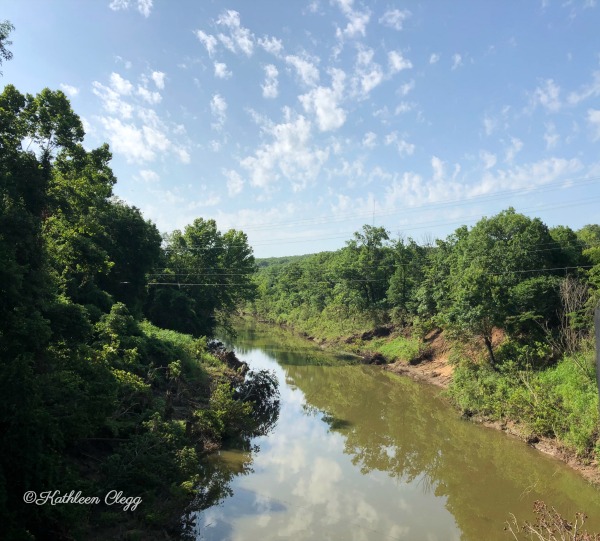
[376,335,424,363]
[447,349,600,459]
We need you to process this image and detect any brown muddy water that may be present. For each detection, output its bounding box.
[192,323,600,540]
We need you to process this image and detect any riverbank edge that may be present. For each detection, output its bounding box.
[244,316,600,487]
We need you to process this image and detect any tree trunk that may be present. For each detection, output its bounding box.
[483,334,497,368]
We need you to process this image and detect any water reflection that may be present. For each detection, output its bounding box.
[194,323,600,541]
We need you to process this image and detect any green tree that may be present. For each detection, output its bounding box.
[146,218,256,336]
[0,20,14,75]
[439,209,559,366]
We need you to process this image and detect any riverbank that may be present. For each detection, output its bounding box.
[248,317,600,488]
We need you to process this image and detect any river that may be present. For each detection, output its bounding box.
[192,322,600,540]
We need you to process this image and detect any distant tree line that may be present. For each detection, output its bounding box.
[251,211,600,367]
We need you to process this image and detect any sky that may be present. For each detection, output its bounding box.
[3,0,600,257]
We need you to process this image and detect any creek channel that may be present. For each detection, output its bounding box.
[193,321,600,540]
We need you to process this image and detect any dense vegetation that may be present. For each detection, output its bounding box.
[250,213,600,460]
[0,39,276,538]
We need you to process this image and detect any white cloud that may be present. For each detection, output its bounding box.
[115,55,132,69]
[299,68,346,131]
[431,156,445,181]
[385,131,415,156]
[479,150,497,169]
[362,131,377,148]
[174,147,191,164]
[216,10,254,56]
[429,53,440,64]
[240,108,328,191]
[262,64,279,98]
[151,71,165,89]
[388,50,413,73]
[588,109,600,140]
[285,55,320,86]
[333,0,371,39]
[60,84,79,97]
[92,80,133,118]
[137,0,152,17]
[395,102,413,115]
[451,53,463,70]
[532,79,561,112]
[543,122,560,149]
[108,0,128,10]
[139,169,159,183]
[210,94,227,130]
[398,80,415,96]
[108,0,152,17]
[505,137,523,163]
[110,72,133,95]
[360,67,384,94]
[99,117,155,163]
[567,71,600,105]
[195,30,218,56]
[214,62,232,79]
[379,9,411,30]
[136,85,161,104]
[224,169,245,196]
[258,36,283,56]
[483,114,497,136]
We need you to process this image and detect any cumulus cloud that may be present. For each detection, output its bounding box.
[110,72,133,95]
[505,137,523,163]
[429,53,440,64]
[93,73,189,165]
[531,79,561,112]
[136,85,161,104]
[588,109,600,140]
[224,169,245,196]
[398,80,415,96]
[262,64,279,98]
[139,169,160,183]
[99,117,155,162]
[285,55,320,86]
[195,30,218,56]
[151,71,165,89]
[480,150,497,169]
[258,35,284,56]
[362,131,377,148]
[214,62,232,79]
[216,10,254,56]
[210,93,227,130]
[299,68,346,131]
[385,131,415,156]
[388,50,413,73]
[92,80,134,118]
[240,108,328,191]
[379,9,411,30]
[333,0,371,39]
[60,83,79,97]
[567,71,600,105]
[431,156,445,181]
[544,122,560,149]
[451,53,463,70]
[108,0,153,17]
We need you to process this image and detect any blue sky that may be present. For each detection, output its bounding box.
[3,0,600,257]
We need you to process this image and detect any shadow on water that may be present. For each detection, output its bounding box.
[194,320,600,541]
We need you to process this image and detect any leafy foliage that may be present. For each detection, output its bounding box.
[0,82,278,540]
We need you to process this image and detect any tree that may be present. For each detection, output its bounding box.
[439,209,559,366]
[145,218,256,336]
[0,20,14,75]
